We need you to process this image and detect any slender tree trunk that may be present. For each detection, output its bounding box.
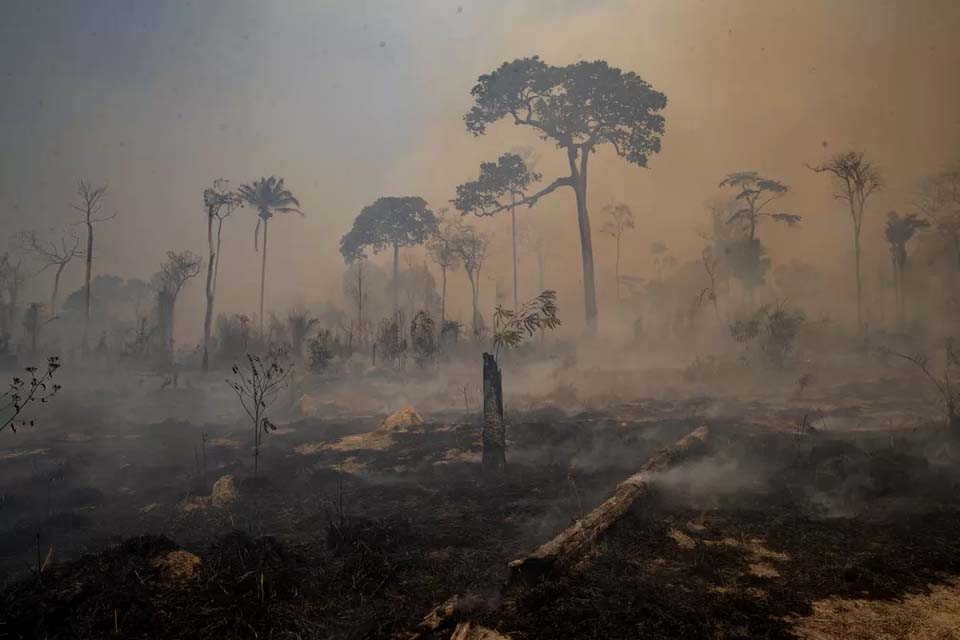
[202,207,215,371]
[511,193,518,310]
[441,266,447,323]
[392,242,400,313]
[51,263,66,315]
[898,262,905,327]
[481,352,505,476]
[615,233,621,304]
[259,219,269,337]
[467,272,479,336]
[854,224,863,335]
[357,261,364,344]
[572,151,598,333]
[82,221,93,356]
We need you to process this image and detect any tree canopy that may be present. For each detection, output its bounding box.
[153,250,202,299]
[719,171,799,237]
[340,196,438,263]
[466,56,666,169]
[885,211,930,256]
[237,176,302,249]
[453,152,541,216]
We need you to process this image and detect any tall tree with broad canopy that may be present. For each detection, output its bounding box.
[201,179,242,371]
[464,56,667,332]
[237,176,303,337]
[718,172,799,300]
[806,151,883,334]
[454,152,541,310]
[340,196,438,312]
[885,211,929,326]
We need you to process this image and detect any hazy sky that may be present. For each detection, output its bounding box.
[2,0,959,337]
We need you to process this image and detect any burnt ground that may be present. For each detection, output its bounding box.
[2,375,960,639]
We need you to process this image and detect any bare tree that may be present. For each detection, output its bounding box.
[806,151,883,334]
[450,220,490,336]
[70,181,114,356]
[599,203,635,304]
[201,180,242,371]
[18,231,82,314]
[701,246,721,321]
[152,250,202,356]
[426,211,461,323]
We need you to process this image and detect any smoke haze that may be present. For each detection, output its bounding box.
[2,0,959,338]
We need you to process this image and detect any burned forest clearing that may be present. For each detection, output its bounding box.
[3,354,960,639]
[4,1,960,638]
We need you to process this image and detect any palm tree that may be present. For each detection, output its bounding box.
[237,177,303,336]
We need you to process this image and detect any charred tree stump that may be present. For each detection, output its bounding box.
[482,353,506,476]
[507,425,710,585]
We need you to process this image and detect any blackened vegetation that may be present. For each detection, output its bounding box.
[1,356,62,434]
[490,427,960,640]
[0,409,688,639]
[3,412,960,639]
[226,352,292,475]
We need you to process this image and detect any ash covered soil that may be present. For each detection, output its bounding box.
[1,370,959,640]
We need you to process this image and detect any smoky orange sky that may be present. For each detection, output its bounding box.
[2,0,959,340]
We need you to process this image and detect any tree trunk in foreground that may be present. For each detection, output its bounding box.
[482,352,505,476]
[507,425,710,585]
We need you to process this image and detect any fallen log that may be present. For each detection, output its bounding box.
[507,425,710,585]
